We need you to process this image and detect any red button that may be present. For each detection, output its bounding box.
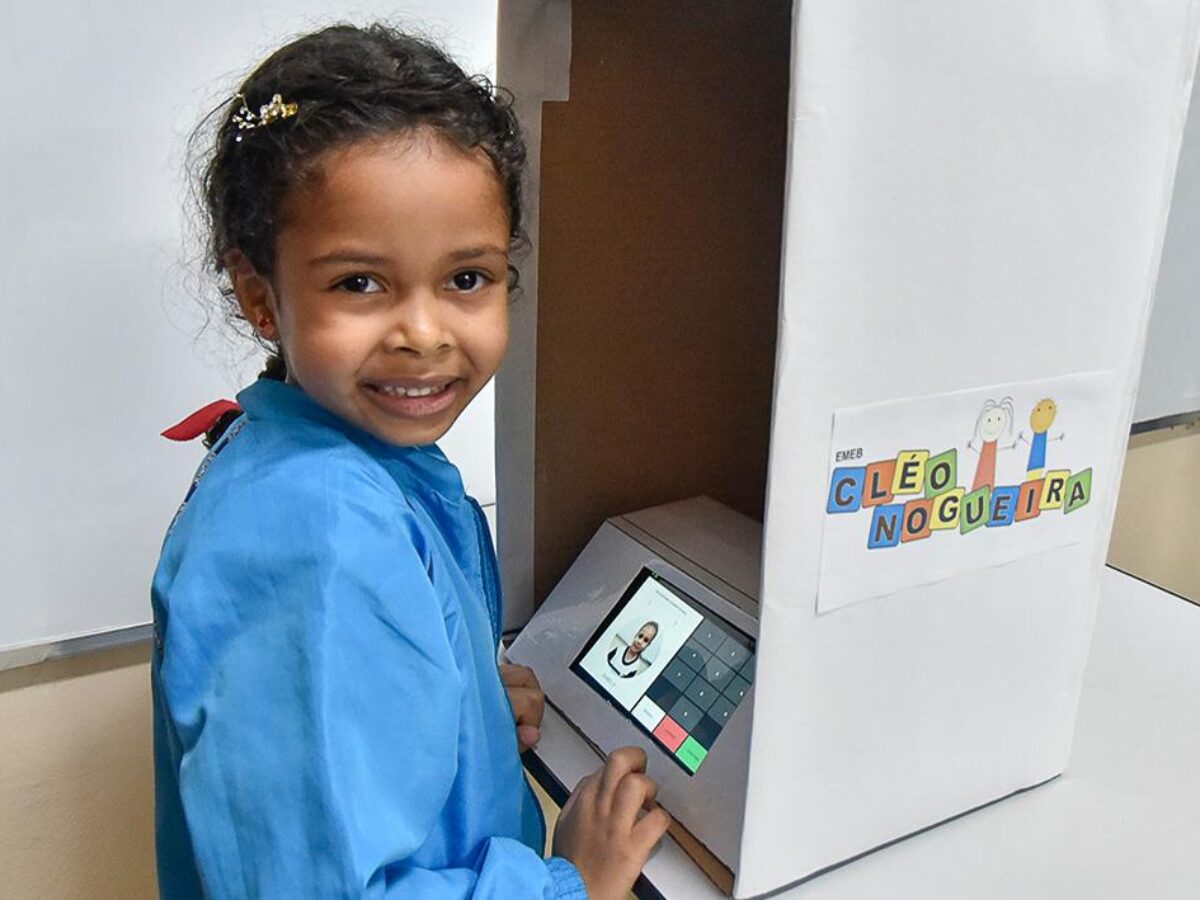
[653,716,688,751]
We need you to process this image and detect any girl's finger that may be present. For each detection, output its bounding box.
[633,805,672,849]
[516,723,541,751]
[507,686,546,727]
[500,663,539,689]
[566,771,598,812]
[612,771,658,826]
[597,746,648,810]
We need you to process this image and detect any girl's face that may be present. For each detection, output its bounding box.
[630,625,657,655]
[237,133,510,447]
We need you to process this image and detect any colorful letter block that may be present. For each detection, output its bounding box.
[863,460,897,507]
[1064,468,1093,514]
[987,485,1019,527]
[1016,479,1043,521]
[961,486,990,534]
[924,449,957,498]
[901,498,933,542]
[868,504,904,549]
[827,467,866,513]
[891,450,929,495]
[931,487,964,530]
[1041,470,1070,510]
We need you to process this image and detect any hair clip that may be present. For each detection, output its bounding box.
[231,93,299,141]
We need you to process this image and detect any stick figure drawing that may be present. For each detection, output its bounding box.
[967,397,1015,491]
[1015,397,1066,480]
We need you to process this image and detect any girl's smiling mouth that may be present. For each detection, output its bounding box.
[363,378,460,418]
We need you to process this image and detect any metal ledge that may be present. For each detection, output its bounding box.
[1130,409,1200,435]
[0,623,152,673]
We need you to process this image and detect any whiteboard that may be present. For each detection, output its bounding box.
[0,1,498,653]
[1135,52,1200,424]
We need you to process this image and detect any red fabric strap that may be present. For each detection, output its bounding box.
[161,399,242,442]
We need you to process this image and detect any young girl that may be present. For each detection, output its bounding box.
[152,24,668,899]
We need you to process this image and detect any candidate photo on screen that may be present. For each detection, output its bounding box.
[605,621,660,679]
[577,575,703,711]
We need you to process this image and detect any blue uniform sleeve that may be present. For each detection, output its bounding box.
[159,461,586,899]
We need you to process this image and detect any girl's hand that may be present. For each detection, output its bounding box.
[552,747,671,900]
[500,663,545,752]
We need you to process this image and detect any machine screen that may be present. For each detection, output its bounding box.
[571,568,756,775]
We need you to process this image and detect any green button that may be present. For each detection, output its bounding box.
[675,736,708,772]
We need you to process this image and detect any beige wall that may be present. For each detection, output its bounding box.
[0,427,1193,900]
[1107,421,1200,603]
[0,646,156,900]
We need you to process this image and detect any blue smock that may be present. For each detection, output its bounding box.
[151,379,586,899]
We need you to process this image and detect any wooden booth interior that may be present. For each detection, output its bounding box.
[498,0,795,617]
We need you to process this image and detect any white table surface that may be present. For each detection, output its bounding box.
[525,566,1200,899]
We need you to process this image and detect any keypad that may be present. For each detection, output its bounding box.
[640,622,755,774]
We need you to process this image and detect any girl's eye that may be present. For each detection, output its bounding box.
[335,275,383,294]
[448,270,491,293]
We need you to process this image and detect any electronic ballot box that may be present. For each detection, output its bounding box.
[506,496,759,873]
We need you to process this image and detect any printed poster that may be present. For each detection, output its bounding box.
[817,372,1114,613]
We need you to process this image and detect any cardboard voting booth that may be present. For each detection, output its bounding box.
[497,1,1200,896]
